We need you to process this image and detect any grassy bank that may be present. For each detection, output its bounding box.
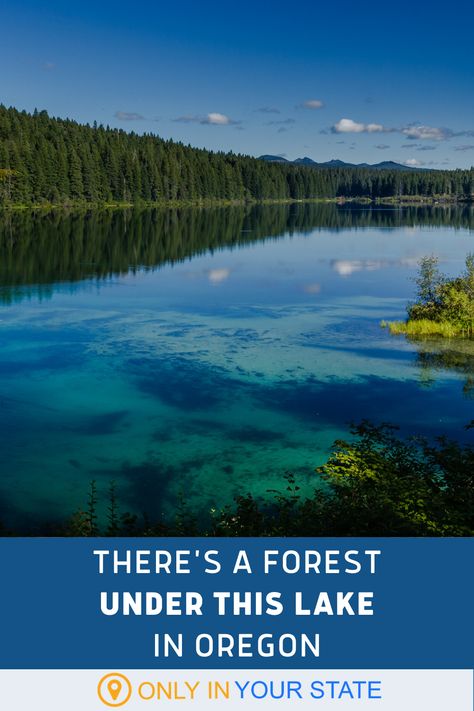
[381,319,461,338]
[0,195,472,212]
[374,194,473,205]
[0,196,352,211]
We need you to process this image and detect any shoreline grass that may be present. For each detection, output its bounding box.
[0,194,471,212]
[381,319,462,338]
[0,196,355,212]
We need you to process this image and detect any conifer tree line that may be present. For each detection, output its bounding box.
[0,105,473,205]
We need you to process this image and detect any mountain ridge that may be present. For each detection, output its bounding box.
[259,155,424,171]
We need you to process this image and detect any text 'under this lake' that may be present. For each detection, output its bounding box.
[0,204,473,531]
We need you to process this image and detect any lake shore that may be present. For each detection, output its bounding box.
[0,194,472,212]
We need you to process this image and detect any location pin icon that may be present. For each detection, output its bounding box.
[107,679,122,702]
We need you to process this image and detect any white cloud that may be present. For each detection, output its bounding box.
[174,113,240,126]
[404,158,424,167]
[206,112,231,125]
[399,256,421,265]
[255,107,280,114]
[401,125,449,141]
[207,268,230,284]
[268,119,295,133]
[115,111,145,121]
[331,259,385,276]
[332,119,474,143]
[173,115,199,123]
[266,118,295,126]
[304,283,321,294]
[302,99,324,109]
[401,125,474,141]
[333,118,388,134]
[331,257,423,277]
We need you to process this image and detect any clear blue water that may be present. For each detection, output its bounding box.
[1,205,473,531]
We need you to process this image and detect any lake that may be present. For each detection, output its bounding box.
[1,204,473,532]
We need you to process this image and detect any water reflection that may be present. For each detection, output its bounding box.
[411,337,474,396]
[1,203,474,302]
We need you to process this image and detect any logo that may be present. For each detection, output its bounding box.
[98,673,133,707]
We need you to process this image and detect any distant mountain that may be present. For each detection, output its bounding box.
[260,155,420,171]
[293,156,319,166]
[258,154,290,163]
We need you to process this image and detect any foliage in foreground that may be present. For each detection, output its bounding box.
[383,254,474,338]
[3,422,473,537]
[209,422,474,537]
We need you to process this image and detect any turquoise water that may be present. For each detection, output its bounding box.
[1,205,473,531]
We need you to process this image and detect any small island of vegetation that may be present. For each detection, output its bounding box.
[383,254,474,338]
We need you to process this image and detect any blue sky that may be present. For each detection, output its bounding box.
[1,0,474,168]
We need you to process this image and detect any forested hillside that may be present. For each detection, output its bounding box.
[0,105,473,205]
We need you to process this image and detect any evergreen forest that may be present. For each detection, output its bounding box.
[1,105,473,206]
